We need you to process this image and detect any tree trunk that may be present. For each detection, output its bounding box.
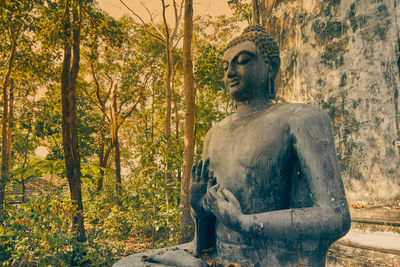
[114,130,122,199]
[1,81,10,214]
[0,25,18,214]
[21,128,29,204]
[97,118,111,192]
[252,0,260,25]
[60,1,86,242]
[111,85,122,203]
[172,62,179,140]
[97,143,111,192]
[7,80,14,173]
[164,46,173,183]
[97,124,106,192]
[180,0,195,243]
[161,0,173,216]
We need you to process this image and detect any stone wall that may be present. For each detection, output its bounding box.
[260,0,400,205]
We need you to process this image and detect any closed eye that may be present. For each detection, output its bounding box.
[236,53,253,65]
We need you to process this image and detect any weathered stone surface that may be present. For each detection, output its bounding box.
[328,242,400,266]
[260,0,400,205]
[327,207,400,266]
[113,243,195,267]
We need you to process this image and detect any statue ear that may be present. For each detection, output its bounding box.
[267,76,275,99]
[267,56,280,99]
[269,56,280,77]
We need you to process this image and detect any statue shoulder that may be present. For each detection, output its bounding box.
[205,115,232,137]
[275,103,334,145]
[275,103,331,125]
[203,115,232,151]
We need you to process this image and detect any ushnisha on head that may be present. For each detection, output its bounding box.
[223,25,280,100]
[225,25,280,63]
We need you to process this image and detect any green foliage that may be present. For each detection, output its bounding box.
[195,44,224,94]
[0,193,122,266]
[227,0,252,23]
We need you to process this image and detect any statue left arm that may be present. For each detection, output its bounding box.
[206,106,351,242]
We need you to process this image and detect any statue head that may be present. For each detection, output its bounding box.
[222,25,280,100]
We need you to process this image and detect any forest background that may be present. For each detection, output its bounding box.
[0,0,254,265]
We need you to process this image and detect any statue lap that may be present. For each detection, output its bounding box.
[112,242,198,267]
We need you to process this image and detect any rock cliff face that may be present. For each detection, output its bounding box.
[260,0,400,205]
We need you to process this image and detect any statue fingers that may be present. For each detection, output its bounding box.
[207,184,220,200]
[196,160,203,183]
[220,188,241,209]
[207,171,216,189]
[201,158,210,183]
[191,164,197,183]
[216,186,228,201]
[204,185,216,204]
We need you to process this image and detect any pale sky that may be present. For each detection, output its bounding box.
[97,0,234,21]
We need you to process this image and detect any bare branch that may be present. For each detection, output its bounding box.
[118,70,152,127]
[172,0,179,39]
[118,92,143,130]
[142,26,165,42]
[7,25,12,42]
[119,0,146,25]
[90,60,104,107]
[85,57,111,122]
[80,78,110,122]
[132,20,164,42]
[141,2,156,22]
[105,74,113,102]
[140,2,165,40]
[173,34,183,50]
[170,0,184,42]
[119,1,165,42]
[161,0,170,41]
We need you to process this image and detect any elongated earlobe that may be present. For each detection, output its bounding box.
[268,76,276,99]
[267,56,280,99]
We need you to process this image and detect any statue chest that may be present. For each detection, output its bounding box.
[205,115,294,214]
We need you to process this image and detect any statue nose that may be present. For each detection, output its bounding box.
[227,63,236,78]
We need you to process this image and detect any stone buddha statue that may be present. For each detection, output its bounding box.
[114,25,350,267]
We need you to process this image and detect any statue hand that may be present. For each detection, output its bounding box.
[189,158,216,218]
[205,184,244,232]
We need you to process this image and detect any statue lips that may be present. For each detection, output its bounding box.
[229,79,240,87]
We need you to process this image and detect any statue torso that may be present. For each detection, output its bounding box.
[205,104,295,214]
[203,103,325,265]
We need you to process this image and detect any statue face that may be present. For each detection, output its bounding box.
[222,41,268,102]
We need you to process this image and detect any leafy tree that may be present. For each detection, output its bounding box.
[121,0,184,201]
[0,0,30,214]
[228,0,252,23]
[57,0,85,243]
[81,14,152,201]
